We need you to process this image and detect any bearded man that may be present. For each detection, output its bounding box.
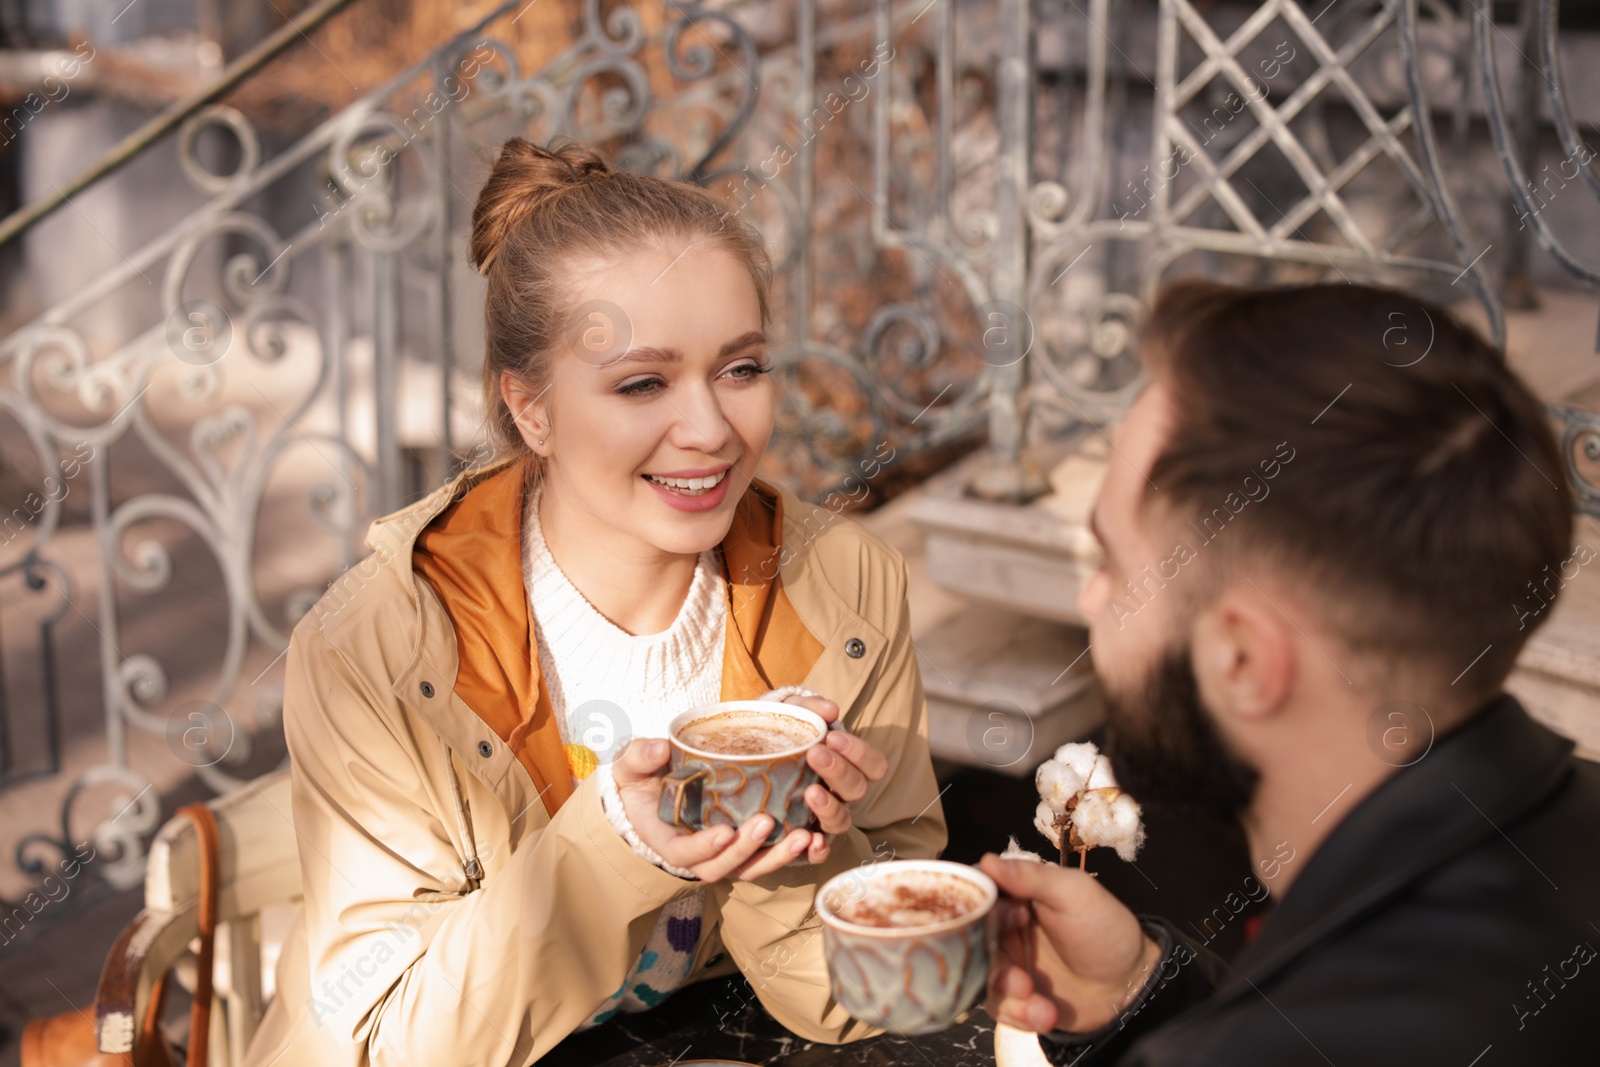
[983,281,1600,1065]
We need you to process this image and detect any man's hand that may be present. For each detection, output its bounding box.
[614,693,888,881]
[981,854,1163,1034]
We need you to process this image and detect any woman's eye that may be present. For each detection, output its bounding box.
[616,376,665,397]
[725,360,772,381]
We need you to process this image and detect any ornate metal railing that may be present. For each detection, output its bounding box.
[0,0,1594,917]
[1475,0,1600,512]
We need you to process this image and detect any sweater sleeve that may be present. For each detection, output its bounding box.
[595,760,697,878]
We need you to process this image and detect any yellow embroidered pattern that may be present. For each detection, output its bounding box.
[565,743,599,780]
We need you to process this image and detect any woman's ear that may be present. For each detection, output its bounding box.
[501,370,551,454]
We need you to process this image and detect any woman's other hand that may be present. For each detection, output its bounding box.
[612,692,888,881]
[780,693,889,867]
[613,738,804,880]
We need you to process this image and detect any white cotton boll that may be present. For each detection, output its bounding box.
[1052,742,1100,782]
[1036,758,1085,811]
[1034,799,1063,849]
[1001,835,1046,863]
[1106,793,1146,862]
[1070,787,1146,862]
[1087,753,1119,790]
[1069,790,1118,848]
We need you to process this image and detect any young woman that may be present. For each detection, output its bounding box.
[244,138,945,1066]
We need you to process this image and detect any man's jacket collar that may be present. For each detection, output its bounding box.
[382,458,824,820]
[1217,695,1575,1003]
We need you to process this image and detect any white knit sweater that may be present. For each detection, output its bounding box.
[522,484,721,1024]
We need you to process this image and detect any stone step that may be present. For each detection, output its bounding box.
[906,438,1108,627]
[912,602,1103,777]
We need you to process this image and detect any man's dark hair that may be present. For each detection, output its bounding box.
[1137,280,1572,696]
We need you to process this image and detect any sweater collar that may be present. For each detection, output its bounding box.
[404,458,824,820]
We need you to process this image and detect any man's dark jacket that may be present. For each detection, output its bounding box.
[1041,695,1599,1066]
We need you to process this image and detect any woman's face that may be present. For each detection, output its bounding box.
[505,237,774,557]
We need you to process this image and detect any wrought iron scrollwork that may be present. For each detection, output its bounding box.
[1476,0,1600,288]
[1,0,1597,919]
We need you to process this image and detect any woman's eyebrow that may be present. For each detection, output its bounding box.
[609,330,767,367]
[719,330,766,356]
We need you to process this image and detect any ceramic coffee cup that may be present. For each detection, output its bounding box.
[815,859,999,1034]
[657,700,826,847]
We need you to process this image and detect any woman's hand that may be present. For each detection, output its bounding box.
[613,693,889,882]
[784,693,889,866]
[613,739,797,881]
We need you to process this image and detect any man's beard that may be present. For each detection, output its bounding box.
[1102,642,1261,826]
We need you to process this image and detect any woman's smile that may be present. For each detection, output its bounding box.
[642,464,734,511]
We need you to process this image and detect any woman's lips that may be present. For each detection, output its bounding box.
[641,467,734,512]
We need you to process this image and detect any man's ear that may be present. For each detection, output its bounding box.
[500,370,550,454]
[1191,586,1295,723]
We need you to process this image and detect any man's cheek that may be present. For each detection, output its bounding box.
[1090,626,1152,705]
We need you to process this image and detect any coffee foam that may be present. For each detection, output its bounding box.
[831,870,986,929]
[677,711,820,756]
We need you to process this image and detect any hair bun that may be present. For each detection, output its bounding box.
[469,137,615,275]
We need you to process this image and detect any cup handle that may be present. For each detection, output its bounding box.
[658,764,712,828]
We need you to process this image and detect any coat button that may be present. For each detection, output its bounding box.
[419,681,435,698]
[845,637,866,659]
[477,740,493,758]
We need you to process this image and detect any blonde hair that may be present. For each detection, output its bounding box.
[468,137,774,459]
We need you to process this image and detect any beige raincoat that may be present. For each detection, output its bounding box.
[243,458,946,1066]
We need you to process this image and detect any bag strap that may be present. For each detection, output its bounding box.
[152,803,220,1067]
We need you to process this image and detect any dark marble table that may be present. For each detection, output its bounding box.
[541,974,1002,1067]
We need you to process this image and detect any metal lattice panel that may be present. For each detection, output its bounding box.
[0,0,1595,910]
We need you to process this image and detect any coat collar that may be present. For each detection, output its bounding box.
[1214,694,1575,1004]
[401,458,825,821]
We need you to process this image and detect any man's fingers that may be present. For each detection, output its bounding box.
[994,959,1035,1001]
[985,977,1060,1035]
[980,853,1098,912]
[986,991,1052,1033]
[998,898,1033,935]
[613,737,670,787]
[980,853,1048,899]
[823,728,889,781]
[997,915,1034,970]
[1011,994,1059,1033]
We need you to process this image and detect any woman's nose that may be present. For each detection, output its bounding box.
[670,383,735,454]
